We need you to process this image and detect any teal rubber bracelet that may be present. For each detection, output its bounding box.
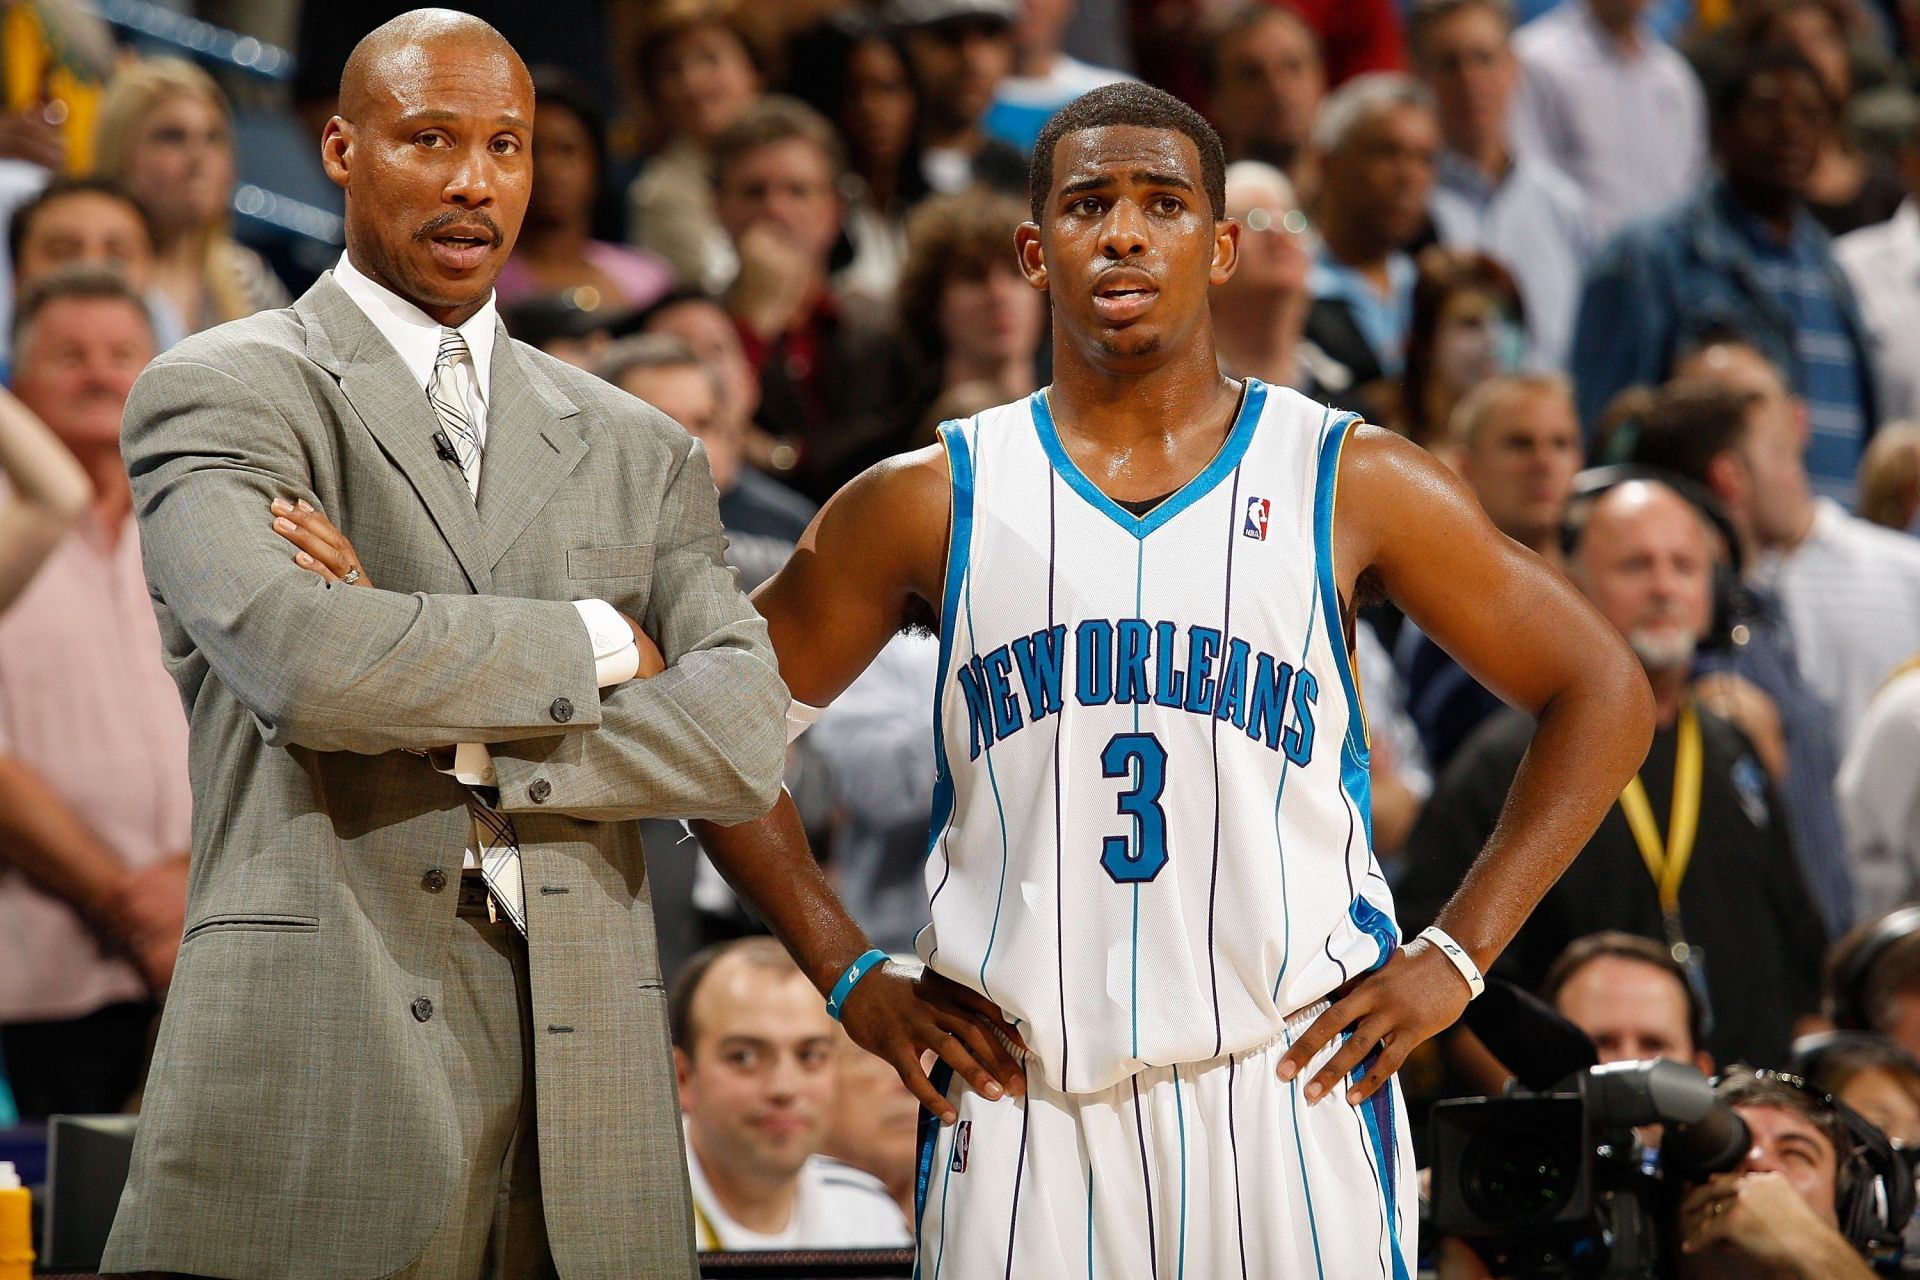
[826,948,890,1021]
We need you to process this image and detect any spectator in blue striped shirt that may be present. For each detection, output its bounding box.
[1569,48,1878,503]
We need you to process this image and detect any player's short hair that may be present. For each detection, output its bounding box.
[1540,930,1707,1054]
[7,176,154,274]
[1312,72,1436,154]
[1028,81,1227,223]
[711,94,848,190]
[669,935,805,1054]
[12,265,152,355]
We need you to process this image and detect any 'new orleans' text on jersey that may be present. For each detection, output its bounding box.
[956,619,1320,766]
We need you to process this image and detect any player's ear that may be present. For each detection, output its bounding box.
[1210,215,1240,286]
[1016,221,1047,290]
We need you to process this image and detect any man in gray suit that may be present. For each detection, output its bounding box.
[103,11,793,1278]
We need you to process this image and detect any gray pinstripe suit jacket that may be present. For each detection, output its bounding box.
[101,274,788,1279]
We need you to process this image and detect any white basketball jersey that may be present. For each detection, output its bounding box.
[919,379,1400,1095]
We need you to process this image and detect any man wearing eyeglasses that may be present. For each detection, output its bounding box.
[1675,1071,1882,1279]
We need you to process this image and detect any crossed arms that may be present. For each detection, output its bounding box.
[126,354,787,825]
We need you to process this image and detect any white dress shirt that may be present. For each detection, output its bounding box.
[1430,148,1593,370]
[1771,497,1920,746]
[329,253,639,810]
[1835,199,1920,423]
[686,1139,910,1251]
[1837,660,1920,918]
[1511,2,1706,241]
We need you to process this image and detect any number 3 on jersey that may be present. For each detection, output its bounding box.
[1099,732,1169,882]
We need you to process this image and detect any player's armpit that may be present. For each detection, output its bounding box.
[750,443,952,707]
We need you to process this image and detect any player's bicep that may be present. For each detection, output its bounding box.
[750,449,949,705]
[1340,428,1618,717]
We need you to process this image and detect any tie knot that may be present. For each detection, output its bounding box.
[436,327,469,368]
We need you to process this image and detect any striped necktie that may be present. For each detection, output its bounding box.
[431,328,481,496]
[427,326,527,934]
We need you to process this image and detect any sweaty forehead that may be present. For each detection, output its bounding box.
[1052,125,1203,190]
[352,37,531,122]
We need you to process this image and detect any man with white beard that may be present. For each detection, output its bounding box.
[1399,480,1827,1067]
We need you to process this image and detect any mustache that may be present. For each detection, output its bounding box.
[414,210,503,244]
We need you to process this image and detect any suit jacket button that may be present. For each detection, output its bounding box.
[422,868,448,893]
[550,697,574,723]
[529,778,552,804]
[411,996,434,1022]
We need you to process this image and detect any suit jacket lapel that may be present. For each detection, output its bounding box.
[297,276,495,592]
[476,324,586,569]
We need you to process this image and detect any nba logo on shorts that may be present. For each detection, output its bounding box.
[1243,496,1271,541]
[951,1121,972,1173]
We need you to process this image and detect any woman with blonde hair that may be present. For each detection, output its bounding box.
[92,57,287,337]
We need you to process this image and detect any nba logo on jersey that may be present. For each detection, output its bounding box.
[1243,496,1271,540]
[950,1121,971,1173]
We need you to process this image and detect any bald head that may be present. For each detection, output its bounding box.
[339,9,521,120]
[322,10,533,326]
[1572,482,1714,675]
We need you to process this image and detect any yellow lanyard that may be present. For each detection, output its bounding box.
[1617,702,1703,922]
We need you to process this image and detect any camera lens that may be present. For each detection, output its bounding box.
[1461,1115,1585,1224]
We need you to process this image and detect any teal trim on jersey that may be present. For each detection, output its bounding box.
[1348,892,1399,972]
[1314,410,1401,974]
[1174,1064,1189,1280]
[962,425,1015,1001]
[1030,378,1270,540]
[1085,1163,1096,1280]
[1357,1074,1413,1280]
[914,1062,957,1248]
[922,1067,958,1280]
[925,421,974,863]
[1311,410,1370,800]
[1282,1025,1331,1280]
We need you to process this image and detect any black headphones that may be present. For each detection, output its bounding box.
[1835,1093,1916,1258]
[1563,464,1750,654]
[1828,907,1920,1032]
[1770,1045,1920,1259]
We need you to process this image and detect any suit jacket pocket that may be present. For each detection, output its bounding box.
[182,913,321,944]
[568,543,655,586]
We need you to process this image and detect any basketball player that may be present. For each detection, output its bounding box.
[279,83,1652,1276]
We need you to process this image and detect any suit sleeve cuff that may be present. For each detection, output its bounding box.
[573,598,641,688]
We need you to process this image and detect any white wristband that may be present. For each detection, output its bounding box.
[1416,926,1485,1000]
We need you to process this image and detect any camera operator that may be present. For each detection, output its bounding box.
[1674,1071,1878,1280]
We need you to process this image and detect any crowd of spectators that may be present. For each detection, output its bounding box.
[4,0,1920,1265]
